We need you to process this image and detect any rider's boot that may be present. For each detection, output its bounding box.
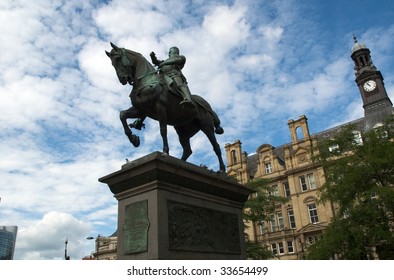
[129,119,145,130]
[179,85,194,106]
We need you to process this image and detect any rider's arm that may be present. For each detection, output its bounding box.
[159,55,186,67]
[150,52,163,66]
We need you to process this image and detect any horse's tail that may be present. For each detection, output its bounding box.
[211,109,224,134]
[192,95,224,134]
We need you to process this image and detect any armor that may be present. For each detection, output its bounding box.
[150,47,193,106]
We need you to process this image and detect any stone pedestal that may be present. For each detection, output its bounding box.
[99,152,253,260]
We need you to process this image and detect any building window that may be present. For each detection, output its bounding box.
[288,210,296,229]
[353,131,363,145]
[307,173,316,190]
[278,242,285,255]
[231,150,237,164]
[270,185,279,196]
[299,173,316,191]
[259,221,266,235]
[296,126,304,140]
[283,182,291,197]
[307,235,320,245]
[269,214,276,232]
[328,143,339,152]
[269,212,285,232]
[265,162,272,174]
[271,243,278,255]
[277,212,284,230]
[308,204,319,224]
[287,240,294,253]
[299,176,308,192]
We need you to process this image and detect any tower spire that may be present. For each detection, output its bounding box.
[353,33,358,43]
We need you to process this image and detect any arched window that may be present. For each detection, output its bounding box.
[231,150,237,164]
[296,126,304,140]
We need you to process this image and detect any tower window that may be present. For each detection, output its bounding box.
[231,150,237,164]
[296,126,304,140]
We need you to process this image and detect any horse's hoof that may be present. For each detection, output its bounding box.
[130,135,140,147]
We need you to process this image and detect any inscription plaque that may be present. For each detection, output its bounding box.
[124,200,149,254]
[168,201,241,254]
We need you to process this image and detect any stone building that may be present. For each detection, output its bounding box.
[88,232,117,260]
[225,37,393,259]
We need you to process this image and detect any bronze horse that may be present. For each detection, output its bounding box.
[105,43,226,171]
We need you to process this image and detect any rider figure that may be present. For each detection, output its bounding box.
[150,47,193,106]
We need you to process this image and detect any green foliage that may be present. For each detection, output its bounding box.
[243,178,289,259]
[244,178,289,223]
[245,240,274,260]
[308,116,394,259]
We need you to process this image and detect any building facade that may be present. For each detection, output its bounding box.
[93,232,117,260]
[0,226,18,260]
[225,38,393,259]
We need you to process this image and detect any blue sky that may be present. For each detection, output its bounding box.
[1,0,393,260]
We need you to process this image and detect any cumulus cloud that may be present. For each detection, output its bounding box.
[15,211,91,260]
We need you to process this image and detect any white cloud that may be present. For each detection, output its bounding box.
[14,211,91,260]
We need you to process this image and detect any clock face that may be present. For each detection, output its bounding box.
[363,80,376,92]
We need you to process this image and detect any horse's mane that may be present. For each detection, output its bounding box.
[123,48,156,72]
[123,48,143,58]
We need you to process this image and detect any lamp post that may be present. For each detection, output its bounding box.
[64,238,70,260]
[86,235,100,260]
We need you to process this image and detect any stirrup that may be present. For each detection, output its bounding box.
[129,120,145,130]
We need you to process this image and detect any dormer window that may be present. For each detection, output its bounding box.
[264,156,272,174]
[265,162,272,174]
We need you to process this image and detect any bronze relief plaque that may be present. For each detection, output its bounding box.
[124,200,150,254]
[168,200,241,254]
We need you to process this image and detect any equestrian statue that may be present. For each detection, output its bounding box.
[105,42,226,171]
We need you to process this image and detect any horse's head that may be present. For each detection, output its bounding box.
[106,42,134,85]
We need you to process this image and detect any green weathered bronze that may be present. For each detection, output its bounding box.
[124,200,149,254]
[105,43,226,171]
[168,200,241,254]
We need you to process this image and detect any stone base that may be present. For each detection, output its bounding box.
[99,152,253,260]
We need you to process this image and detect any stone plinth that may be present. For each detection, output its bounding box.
[99,152,253,260]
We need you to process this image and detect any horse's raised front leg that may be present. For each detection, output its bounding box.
[120,106,143,147]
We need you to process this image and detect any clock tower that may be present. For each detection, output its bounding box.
[351,35,393,125]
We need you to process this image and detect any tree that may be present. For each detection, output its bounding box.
[243,178,289,259]
[308,116,394,259]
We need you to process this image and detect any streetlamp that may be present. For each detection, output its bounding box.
[86,235,100,260]
[64,238,70,260]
